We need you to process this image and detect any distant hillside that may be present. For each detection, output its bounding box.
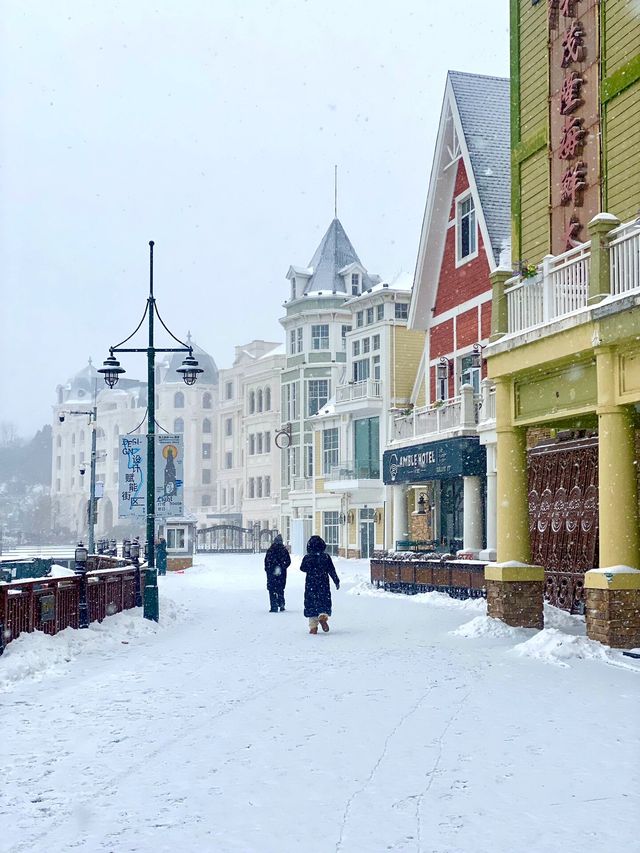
[0,424,52,486]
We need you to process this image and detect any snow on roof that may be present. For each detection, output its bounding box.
[448,70,510,264]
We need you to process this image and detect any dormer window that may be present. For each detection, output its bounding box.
[351,273,360,295]
[456,193,477,264]
[291,277,297,300]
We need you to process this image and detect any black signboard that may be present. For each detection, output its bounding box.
[383,436,485,484]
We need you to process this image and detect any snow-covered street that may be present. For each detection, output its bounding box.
[1,555,638,853]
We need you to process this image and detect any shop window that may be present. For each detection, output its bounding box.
[323,511,340,556]
[354,416,380,479]
[167,528,186,550]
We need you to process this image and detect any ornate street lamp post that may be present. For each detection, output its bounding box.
[98,241,202,621]
[74,541,89,629]
[59,405,99,554]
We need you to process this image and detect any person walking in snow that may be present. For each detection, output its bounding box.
[264,534,291,612]
[300,535,340,634]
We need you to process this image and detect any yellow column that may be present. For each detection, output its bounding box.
[494,377,530,563]
[596,349,640,568]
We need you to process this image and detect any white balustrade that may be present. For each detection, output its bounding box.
[335,378,382,403]
[609,220,640,296]
[506,275,544,333]
[391,394,482,443]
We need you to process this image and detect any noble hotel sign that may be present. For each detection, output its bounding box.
[383,437,485,485]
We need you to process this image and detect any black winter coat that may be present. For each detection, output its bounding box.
[264,541,291,592]
[300,549,340,618]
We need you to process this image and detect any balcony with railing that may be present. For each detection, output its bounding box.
[502,216,640,337]
[390,384,481,446]
[335,378,382,407]
[291,477,313,492]
[327,460,380,480]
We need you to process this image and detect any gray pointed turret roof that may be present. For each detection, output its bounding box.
[303,218,371,294]
[448,70,510,264]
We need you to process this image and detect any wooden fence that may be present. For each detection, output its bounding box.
[0,564,140,654]
[370,552,487,599]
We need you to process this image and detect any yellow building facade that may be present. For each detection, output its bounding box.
[486,1,640,646]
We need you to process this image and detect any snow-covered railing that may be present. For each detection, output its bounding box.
[505,274,544,333]
[0,565,140,654]
[610,219,640,296]
[477,379,495,426]
[335,378,382,403]
[505,217,640,336]
[326,460,380,481]
[292,477,312,492]
[391,386,478,442]
[506,243,590,334]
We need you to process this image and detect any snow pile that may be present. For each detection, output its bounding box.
[0,595,184,692]
[511,627,613,668]
[453,603,640,671]
[451,615,532,640]
[48,563,76,578]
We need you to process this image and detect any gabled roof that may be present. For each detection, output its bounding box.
[409,70,510,331]
[448,71,510,264]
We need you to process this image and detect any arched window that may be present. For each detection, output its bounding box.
[257,389,263,412]
[174,418,184,433]
[202,418,211,434]
[203,392,212,409]
[249,390,255,414]
[265,386,271,410]
[174,391,185,408]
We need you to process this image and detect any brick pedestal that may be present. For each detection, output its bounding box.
[167,556,193,571]
[485,563,544,629]
[585,568,640,649]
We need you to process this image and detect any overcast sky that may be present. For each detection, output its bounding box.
[0,0,508,437]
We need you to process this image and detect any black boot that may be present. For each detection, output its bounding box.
[269,591,278,612]
[278,592,286,612]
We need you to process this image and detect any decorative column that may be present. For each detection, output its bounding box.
[392,484,408,550]
[480,443,497,561]
[587,213,620,305]
[584,347,640,648]
[485,377,543,629]
[489,268,513,342]
[462,475,483,555]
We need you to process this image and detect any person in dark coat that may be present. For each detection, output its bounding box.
[156,536,167,576]
[300,535,340,633]
[264,534,291,612]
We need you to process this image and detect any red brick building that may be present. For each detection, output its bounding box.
[383,71,510,559]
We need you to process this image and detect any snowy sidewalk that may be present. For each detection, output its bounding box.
[1,555,638,853]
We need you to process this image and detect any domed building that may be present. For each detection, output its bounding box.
[52,339,219,542]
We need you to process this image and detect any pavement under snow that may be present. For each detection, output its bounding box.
[1,555,638,853]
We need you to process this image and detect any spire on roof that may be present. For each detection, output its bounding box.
[304,218,364,294]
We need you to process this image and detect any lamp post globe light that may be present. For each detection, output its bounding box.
[98,241,203,622]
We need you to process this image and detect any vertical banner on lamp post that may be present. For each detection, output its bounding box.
[119,436,147,519]
[155,434,184,518]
